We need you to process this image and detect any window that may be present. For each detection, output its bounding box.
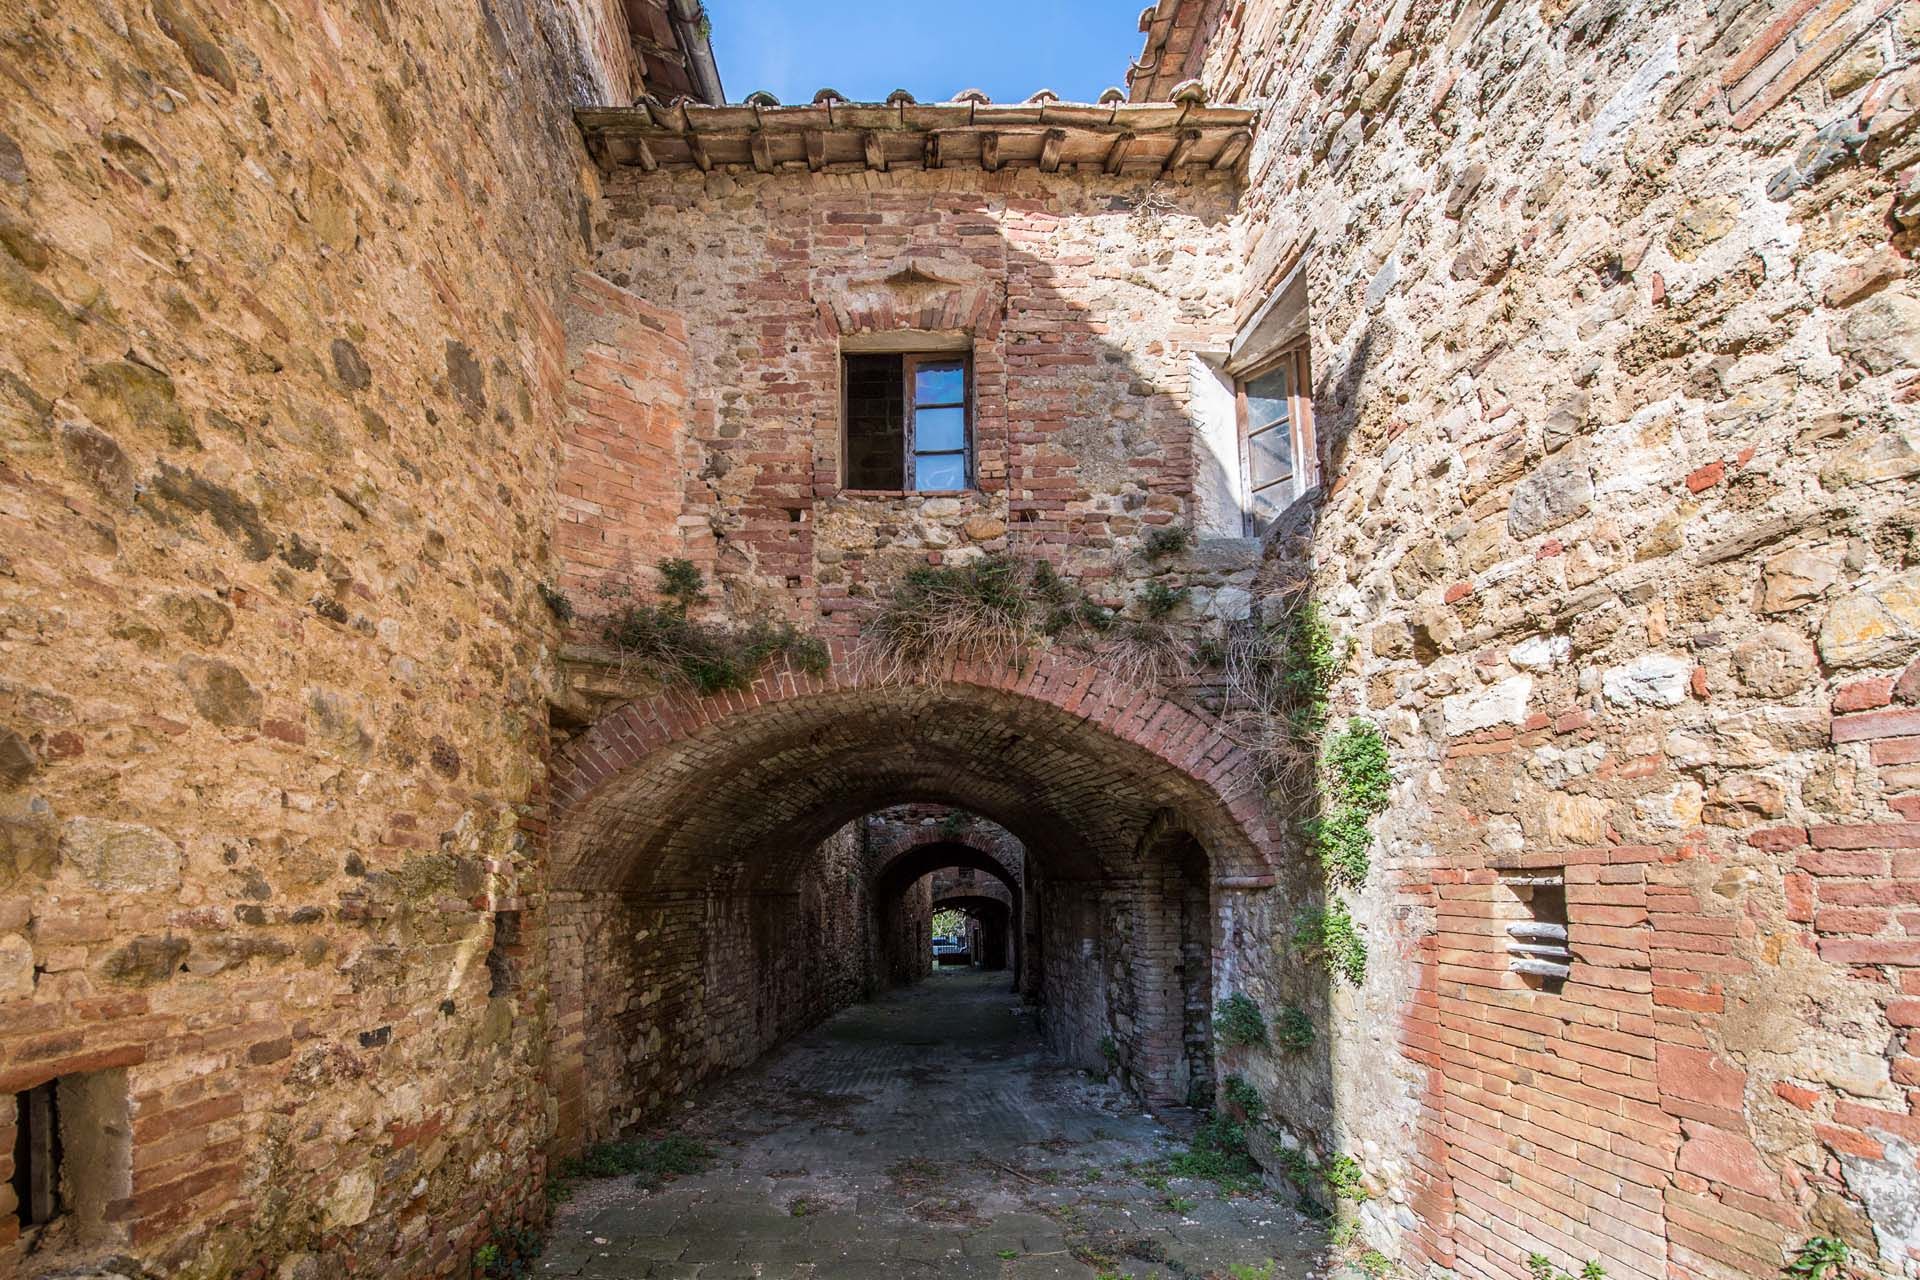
[843,352,971,491]
[1235,341,1314,531]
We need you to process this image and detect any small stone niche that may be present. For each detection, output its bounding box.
[8,1069,131,1251]
[1500,869,1571,992]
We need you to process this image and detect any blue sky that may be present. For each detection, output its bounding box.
[704,1,1146,106]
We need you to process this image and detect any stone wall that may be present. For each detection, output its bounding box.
[1178,0,1920,1276]
[0,0,636,1273]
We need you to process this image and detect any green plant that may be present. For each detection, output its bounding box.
[932,907,967,938]
[1324,1153,1369,1202]
[1307,719,1391,887]
[1228,1262,1276,1280]
[1783,1238,1850,1280]
[1162,1194,1197,1213]
[1290,905,1367,990]
[1330,1219,1361,1247]
[600,561,827,694]
[536,582,575,622]
[997,1249,1019,1260]
[1142,526,1192,560]
[474,1224,543,1279]
[1099,1034,1120,1069]
[1166,1115,1263,1194]
[557,1135,709,1187]
[1223,1074,1264,1121]
[1274,1006,1315,1051]
[1292,901,1367,985]
[1139,579,1189,620]
[1274,1146,1315,1192]
[789,1197,812,1216]
[1214,993,1268,1047]
[656,557,706,611]
[1359,1250,1394,1278]
[1528,1255,1607,1280]
[1219,599,1351,790]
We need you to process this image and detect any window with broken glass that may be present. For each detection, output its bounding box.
[843,353,971,492]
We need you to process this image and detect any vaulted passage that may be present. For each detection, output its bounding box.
[546,664,1278,1150]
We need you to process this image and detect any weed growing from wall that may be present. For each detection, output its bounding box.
[1223,1074,1264,1121]
[1273,1006,1315,1051]
[1213,993,1268,1047]
[1307,719,1391,888]
[1323,1154,1369,1202]
[1292,901,1367,985]
[1142,525,1192,560]
[599,560,828,694]
[1528,1255,1607,1280]
[1783,1239,1850,1280]
[1220,599,1349,791]
[867,551,1199,687]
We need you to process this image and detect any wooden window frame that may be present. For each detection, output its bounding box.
[839,351,973,494]
[1233,341,1315,534]
[903,353,972,493]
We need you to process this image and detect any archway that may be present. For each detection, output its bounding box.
[545,660,1276,1148]
[872,837,1025,989]
[932,893,1015,971]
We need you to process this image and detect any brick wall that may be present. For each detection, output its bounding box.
[1175,0,1920,1275]
[583,167,1243,632]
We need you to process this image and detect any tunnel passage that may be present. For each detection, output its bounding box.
[933,893,1014,971]
[546,659,1277,1148]
[873,837,1024,988]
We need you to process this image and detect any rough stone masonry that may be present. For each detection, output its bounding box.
[0,0,1917,1278]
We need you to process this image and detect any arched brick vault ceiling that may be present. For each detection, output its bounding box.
[872,830,1023,888]
[876,843,1020,899]
[550,658,1277,895]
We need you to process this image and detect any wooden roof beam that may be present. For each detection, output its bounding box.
[980,132,1000,172]
[1213,129,1251,170]
[1102,131,1136,175]
[685,131,712,172]
[805,130,825,172]
[862,130,886,171]
[1162,128,1200,175]
[749,131,773,173]
[1039,129,1067,173]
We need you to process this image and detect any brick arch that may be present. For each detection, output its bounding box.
[874,839,1021,897]
[550,651,1277,896]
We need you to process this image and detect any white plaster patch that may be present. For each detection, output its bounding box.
[1581,34,1679,166]
[1442,675,1533,735]
[1603,654,1691,707]
[1509,634,1571,671]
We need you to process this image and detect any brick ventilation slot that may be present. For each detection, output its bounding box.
[1503,870,1571,992]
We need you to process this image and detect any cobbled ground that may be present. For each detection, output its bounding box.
[539,970,1331,1279]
